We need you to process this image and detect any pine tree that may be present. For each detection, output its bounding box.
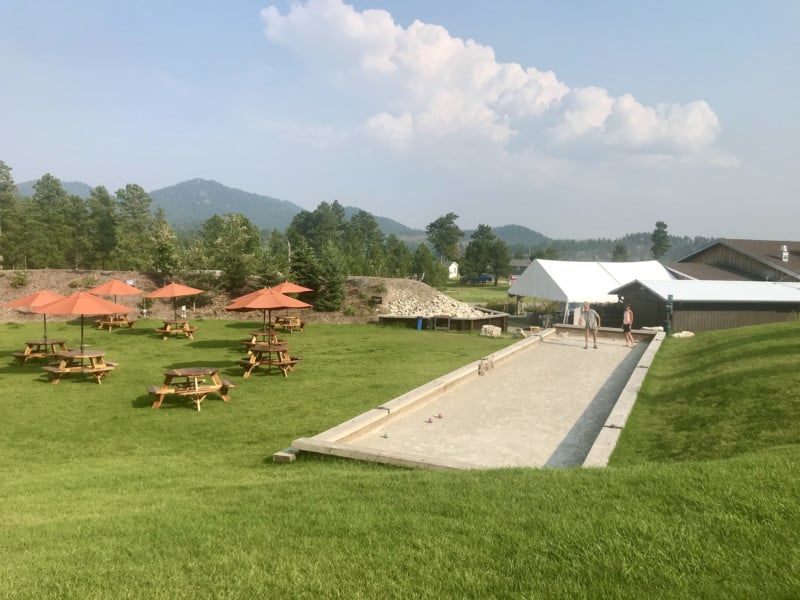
[650,221,671,259]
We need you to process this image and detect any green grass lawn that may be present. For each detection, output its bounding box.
[1,319,799,599]
[441,281,511,305]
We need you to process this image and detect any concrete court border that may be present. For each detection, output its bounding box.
[288,328,664,470]
[582,329,666,466]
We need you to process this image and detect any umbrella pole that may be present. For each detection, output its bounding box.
[43,314,48,344]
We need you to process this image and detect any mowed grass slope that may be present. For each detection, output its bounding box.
[1,319,799,599]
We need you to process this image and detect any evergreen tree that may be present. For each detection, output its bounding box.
[151,208,179,277]
[384,234,412,278]
[287,237,320,298]
[612,244,629,262]
[0,161,23,269]
[650,221,671,259]
[531,246,560,260]
[30,174,71,267]
[412,244,448,288]
[286,200,346,253]
[341,210,385,275]
[63,194,91,269]
[315,242,346,311]
[462,224,495,279]
[255,243,284,288]
[86,186,118,269]
[202,213,261,292]
[264,230,291,282]
[425,212,463,263]
[485,238,511,286]
[114,184,156,270]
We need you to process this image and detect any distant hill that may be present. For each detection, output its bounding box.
[17,180,93,198]
[15,177,709,258]
[149,179,303,231]
[491,224,549,247]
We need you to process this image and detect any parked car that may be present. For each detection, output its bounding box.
[460,273,493,284]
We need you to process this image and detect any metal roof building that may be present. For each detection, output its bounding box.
[609,280,800,332]
[508,259,674,305]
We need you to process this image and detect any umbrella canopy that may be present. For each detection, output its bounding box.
[3,289,66,342]
[144,282,204,299]
[145,282,204,318]
[33,291,131,351]
[225,289,311,329]
[87,279,143,301]
[3,289,65,309]
[227,282,312,309]
[87,279,143,313]
[270,281,313,294]
[226,287,272,308]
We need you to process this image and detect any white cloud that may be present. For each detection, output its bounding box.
[261,0,726,163]
[365,111,413,149]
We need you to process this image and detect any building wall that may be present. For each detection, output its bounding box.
[618,285,800,332]
[673,304,799,332]
[685,245,792,281]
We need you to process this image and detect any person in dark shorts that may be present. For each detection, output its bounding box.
[622,304,635,348]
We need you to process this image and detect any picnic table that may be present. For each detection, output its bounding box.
[240,329,286,353]
[96,314,136,331]
[155,319,198,339]
[41,349,117,384]
[13,339,68,365]
[147,367,236,411]
[238,343,302,378]
[274,315,304,334]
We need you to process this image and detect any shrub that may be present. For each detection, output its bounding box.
[68,274,100,289]
[10,270,28,288]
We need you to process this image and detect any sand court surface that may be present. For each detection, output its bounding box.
[292,327,660,470]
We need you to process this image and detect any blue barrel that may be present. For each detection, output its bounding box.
[416,317,423,330]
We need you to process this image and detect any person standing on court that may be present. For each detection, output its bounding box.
[622,304,635,347]
[579,302,601,349]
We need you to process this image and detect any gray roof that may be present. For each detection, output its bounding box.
[665,262,753,281]
[678,238,800,280]
[610,279,800,303]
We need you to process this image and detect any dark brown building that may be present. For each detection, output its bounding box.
[610,279,800,333]
[668,239,800,282]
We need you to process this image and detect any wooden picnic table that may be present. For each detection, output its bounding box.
[240,329,287,353]
[13,339,68,365]
[41,349,117,384]
[274,315,304,334]
[96,314,136,331]
[238,343,302,378]
[147,367,236,411]
[155,319,198,339]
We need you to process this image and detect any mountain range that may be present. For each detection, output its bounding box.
[16,177,425,238]
[15,177,708,259]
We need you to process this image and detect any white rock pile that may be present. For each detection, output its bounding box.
[383,289,487,318]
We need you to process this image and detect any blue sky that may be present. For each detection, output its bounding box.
[1,0,798,239]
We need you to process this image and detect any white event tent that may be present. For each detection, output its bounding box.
[508,259,674,321]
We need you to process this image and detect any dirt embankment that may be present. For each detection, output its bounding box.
[0,271,481,325]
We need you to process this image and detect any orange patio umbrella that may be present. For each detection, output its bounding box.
[227,282,313,309]
[3,289,66,342]
[87,279,143,304]
[225,289,311,330]
[33,291,132,351]
[270,281,313,294]
[145,282,204,318]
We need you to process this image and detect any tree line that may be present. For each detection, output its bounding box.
[0,163,516,309]
[0,160,689,310]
